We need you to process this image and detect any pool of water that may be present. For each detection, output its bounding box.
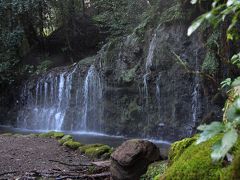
[0,125,171,156]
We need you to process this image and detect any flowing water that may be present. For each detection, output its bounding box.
[17,63,103,133]
[156,73,161,120]
[141,33,157,129]
[191,51,201,134]
[81,65,103,132]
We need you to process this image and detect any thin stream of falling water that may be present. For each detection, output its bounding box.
[191,50,201,134]
[81,65,103,132]
[156,73,161,119]
[142,33,157,130]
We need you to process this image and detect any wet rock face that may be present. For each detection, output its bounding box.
[96,0,222,141]
[110,139,160,180]
[98,25,205,140]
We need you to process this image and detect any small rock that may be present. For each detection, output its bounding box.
[110,139,160,180]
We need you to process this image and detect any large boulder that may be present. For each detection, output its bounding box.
[110,139,161,180]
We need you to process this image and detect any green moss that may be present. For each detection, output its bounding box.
[101,152,112,160]
[79,144,103,153]
[58,135,73,145]
[52,132,65,139]
[202,51,219,75]
[165,136,223,179]
[63,140,83,150]
[232,151,240,179]
[1,133,13,136]
[154,174,161,180]
[164,135,240,180]
[38,131,64,139]
[158,0,192,25]
[38,131,55,138]
[78,56,95,66]
[119,66,137,84]
[141,161,167,180]
[202,31,221,75]
[85,145,112,158]
[206,31,221,50]
[168,136,198,165]
[80,144,113,158]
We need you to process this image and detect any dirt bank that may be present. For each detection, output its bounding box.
[0,134,110,179]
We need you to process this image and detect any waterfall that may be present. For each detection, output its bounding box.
[141,33,157,128]
[146,33,157,72]
[156,73,161,119]
[17,65,77,131]
[17,63,104,133]
[81,65,103,132]
[191,51,201,133]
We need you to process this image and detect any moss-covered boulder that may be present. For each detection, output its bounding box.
[58,135,73,145]
[63,140,82,150]
[162,135,240,180]
[38,131,56,138]
[39,131,65,139]
[52,132,65,139]
[79,144,113,159]
[141,161,167,180]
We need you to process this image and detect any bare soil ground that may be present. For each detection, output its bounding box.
[0,135,110,179]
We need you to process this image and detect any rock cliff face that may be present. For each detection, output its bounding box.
[93,0,222,141]
[13,0,225,141]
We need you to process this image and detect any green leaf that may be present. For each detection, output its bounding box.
[231,76,240,87]
[226,97,240,121]
[197,124,208,131]
[220,78,232,89]
[211,128,238,161]
[191,0,198,4]
[196,122,225,144]
[187,15,206,36]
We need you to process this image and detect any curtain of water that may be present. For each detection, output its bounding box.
[81,65,103,132]
[17,63,104,133]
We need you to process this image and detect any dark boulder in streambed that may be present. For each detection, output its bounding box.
[110,139,161,180]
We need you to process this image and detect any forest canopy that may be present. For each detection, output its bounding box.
[0,0,151,87]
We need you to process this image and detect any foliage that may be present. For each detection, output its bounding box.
[158,0,188,24]
[35,60,53,75]
[92,0,129,37]
[188,0,240,41]
[0,0,84,86]
[202,51,219,75]
[93,0,150,38]
[231,52,240,68]
[188,0,240,162]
